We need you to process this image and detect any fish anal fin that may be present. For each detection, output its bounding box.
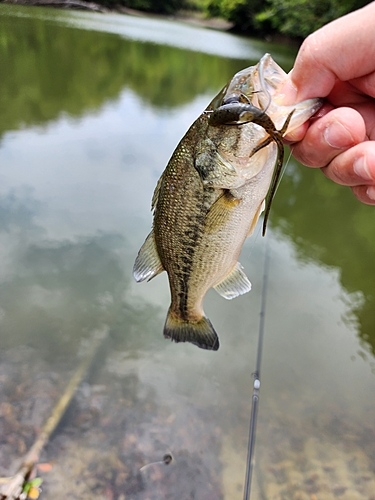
[247,199,265,237]
[205,191,240,233]
[164,309,219,351]
[133,231,164,282]
[214,262,251,300]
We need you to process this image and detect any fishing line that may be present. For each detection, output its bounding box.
[272,148,292,198]
[243,238,271,500]
[257,56,271,113]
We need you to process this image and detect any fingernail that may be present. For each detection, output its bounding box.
[354,156,374,181]
[366,186,375,200]
[324,121,355,149]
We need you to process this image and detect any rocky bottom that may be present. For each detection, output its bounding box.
[1,345,374,500]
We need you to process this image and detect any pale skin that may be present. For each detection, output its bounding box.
[281,2,375,205]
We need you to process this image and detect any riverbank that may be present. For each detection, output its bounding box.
[1,0,301,47]
[1,0,234,30]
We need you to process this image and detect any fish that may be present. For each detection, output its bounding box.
[133,53,322,351]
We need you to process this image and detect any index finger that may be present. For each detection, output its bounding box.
[288,3,375,102]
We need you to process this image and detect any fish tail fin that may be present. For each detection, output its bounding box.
[164,309,219,351]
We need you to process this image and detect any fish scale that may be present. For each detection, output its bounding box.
[155,153,211,320]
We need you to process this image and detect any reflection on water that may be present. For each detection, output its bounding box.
[0,3,295,62]
[0,4,374,499]
[273,163,375,356]
[0,3,253,137]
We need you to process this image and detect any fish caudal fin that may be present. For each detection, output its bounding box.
[164,309,219,351]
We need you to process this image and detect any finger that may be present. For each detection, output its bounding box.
[328,80,375,105]
[350,70,375,100]
[321,141,375,186]
[351,185,375,205]
[285,4,375,102]
[325,82,375,139]
[290,108,366,168]
[283,102,333,143]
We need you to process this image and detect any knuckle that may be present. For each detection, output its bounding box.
[291,145,323,167]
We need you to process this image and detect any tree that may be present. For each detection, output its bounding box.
[255,0,370,38]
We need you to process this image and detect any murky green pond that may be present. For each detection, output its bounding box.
[1,4,375,499]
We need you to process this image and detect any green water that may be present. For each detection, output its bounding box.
[0,4,374,499]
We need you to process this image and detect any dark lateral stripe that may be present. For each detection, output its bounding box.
[175,206,206,318]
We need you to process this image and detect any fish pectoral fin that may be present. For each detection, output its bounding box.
[133,231,164,282]
[205,191,240,233]
[214,262,251,300]
[247,199,265,237]
[164,309,219,351]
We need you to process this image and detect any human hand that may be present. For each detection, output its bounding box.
[281,2,375,205]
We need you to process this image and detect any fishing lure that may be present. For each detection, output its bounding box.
[208,100,294,236]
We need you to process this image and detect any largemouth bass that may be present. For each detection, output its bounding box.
[133,54,322,351]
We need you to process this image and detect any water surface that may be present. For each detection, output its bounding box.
[0,5,375,499]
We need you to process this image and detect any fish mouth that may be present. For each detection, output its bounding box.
[209,54,273,112]
[208,54,322,132]
[211,53,286,113]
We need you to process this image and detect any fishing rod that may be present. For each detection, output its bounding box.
[243,240,271,500]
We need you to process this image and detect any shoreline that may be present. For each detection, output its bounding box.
[1,0,300,46]
[1,0,234,30]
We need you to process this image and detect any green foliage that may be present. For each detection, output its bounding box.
[117,0,187,14]
[202,0,370,38]
[204,0,263,31]
[1,0,369,36]
[254,0,362,38]
[75,0,187,13]
[23,477,43,499]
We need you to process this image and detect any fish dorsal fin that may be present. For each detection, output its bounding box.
[214,262,251,300]
[133,231,164,282]
[151,174,164,211]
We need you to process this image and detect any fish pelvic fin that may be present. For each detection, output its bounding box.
[247,200,265,238]
[214,261,251,300]
[164,309,219,351]
[133,231,164,282]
